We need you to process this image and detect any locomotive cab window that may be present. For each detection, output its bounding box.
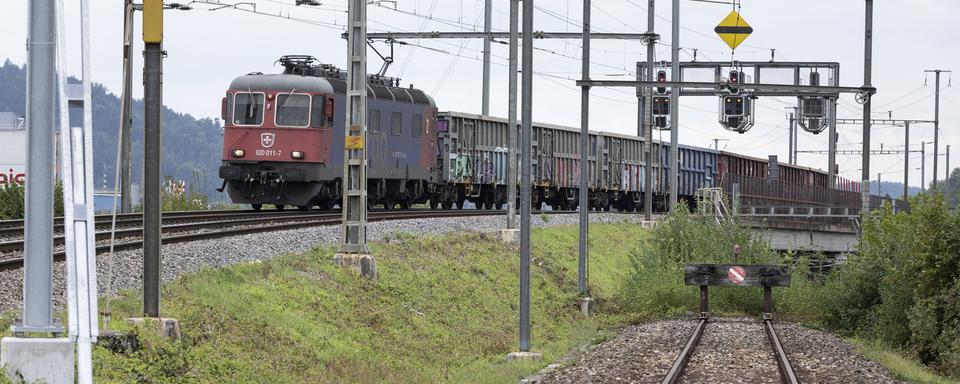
[276,93,311,127]
[391,112,402,136]
[310,96,326,128]
[369,109,381,134]
[412,114,423,138]
[221,93,233,124]
[233,92,264,126]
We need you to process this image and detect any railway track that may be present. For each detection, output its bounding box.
[0,208,519,272]
[660,316,799,384]
[0,210,342,252]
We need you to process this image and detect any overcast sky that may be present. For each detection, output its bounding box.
[3,0,959,188]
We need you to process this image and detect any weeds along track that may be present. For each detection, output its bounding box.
[0,208,542,271]
[661,317,799,384]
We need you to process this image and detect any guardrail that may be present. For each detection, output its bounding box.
[737,206,860,219]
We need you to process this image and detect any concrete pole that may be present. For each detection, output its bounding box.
[904,122,910,199]
[861,0,873,212]
[142,40,162,317]
[947,145,952,204]
[577,0,590,297]
[922,142,927,191]
[643,0,655,220]
[793,113,799,164]
[828,98,837,188]
[636,64,645,205]
[481,0,492,116]
[788,112,795,165]
[15,0,60,334]
[668,0,679,211]
[506,0,518,229]
[519,0,533,353]
[933,71,940,190]
[878,172,881,196]
[120,0,134,213]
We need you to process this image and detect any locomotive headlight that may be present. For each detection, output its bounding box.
[291,151,305,160]
[232,149,245,158]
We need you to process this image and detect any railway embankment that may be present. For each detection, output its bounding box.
[2,196,957,383]
[18,220,645,383]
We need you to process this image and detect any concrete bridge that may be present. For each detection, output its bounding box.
[737,207,861,256]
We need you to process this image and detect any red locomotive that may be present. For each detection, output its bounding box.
[218,56,438,210]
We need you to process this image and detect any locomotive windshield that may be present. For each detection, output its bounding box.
[233,92,264,126]
[276,93,310,127]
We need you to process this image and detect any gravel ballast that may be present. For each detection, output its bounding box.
[0,212,647,313]
[534,317,904,384]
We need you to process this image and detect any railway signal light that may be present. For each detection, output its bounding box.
[652,96,670,129]
[718,94,755,133]
[656,70,667,94]
[729,70,740,85]
[724,96,744,116]
[798,72,828,134]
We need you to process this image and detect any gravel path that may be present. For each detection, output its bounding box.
[534,318,903,384]
[0,212,648,313]
[536,320,699,384]
[774,322,902,383]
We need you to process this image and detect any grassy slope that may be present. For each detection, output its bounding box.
[93,223,645,383]
[853,340,960,384]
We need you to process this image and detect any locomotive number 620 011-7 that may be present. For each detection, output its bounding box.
[256,149,283,157]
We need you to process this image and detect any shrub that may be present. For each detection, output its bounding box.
[0,182,65,220]
[819,194,960,376]
[620,204,814,320]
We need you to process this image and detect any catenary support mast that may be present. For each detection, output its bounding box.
[578,0,590,297]
[669,0,680,211]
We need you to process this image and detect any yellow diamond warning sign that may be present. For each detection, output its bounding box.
[714,10,753,51]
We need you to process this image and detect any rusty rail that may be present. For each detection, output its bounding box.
[660,318,707,384]
[765,319,800,384]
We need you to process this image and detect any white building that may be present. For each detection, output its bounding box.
[0,112,26,187]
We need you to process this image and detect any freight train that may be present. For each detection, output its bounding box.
[218,56,860,212]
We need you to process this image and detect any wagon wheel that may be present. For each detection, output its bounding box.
[383,197,395,210]
[317,199,332,210]
[456,199,465,209]
[399,199,412,210]
[251,204,262,211]
[495,203,503,210]
[429,199,439,210]
[442,201,453,210]
[274,204,286,211]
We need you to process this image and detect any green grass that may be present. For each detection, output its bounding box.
[93,222,647,383]
[852,339,960,384]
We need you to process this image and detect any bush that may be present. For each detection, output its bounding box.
[621,204,818,320]
[0,182,64,220]
[819,194,960,376]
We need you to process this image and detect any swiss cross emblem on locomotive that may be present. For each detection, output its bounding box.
[261,133,276,148]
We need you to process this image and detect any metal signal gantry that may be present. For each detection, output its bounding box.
[579,60,859,191]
